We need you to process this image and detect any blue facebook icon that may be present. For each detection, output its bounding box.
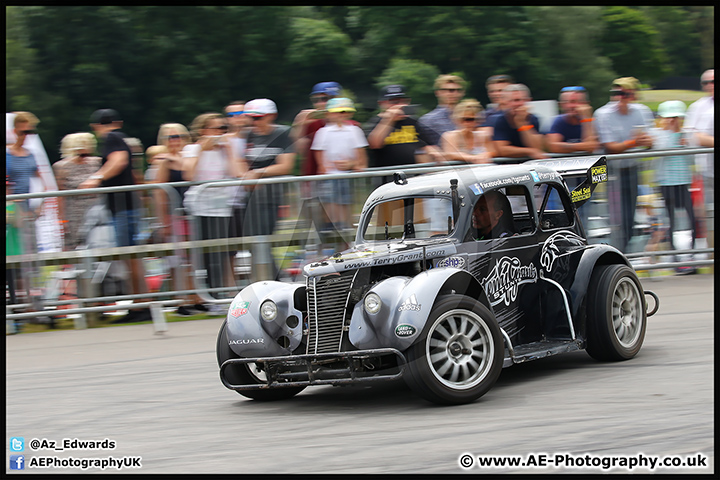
[10,455,25,470]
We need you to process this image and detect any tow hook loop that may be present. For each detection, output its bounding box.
[644,291,659,317]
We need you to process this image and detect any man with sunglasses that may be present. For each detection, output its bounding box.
[594,77,655,253]
[419,74,467,148]
[242,99,295,237]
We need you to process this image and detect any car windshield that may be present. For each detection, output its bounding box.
[362,197,455,242]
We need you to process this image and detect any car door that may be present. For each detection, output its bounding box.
[460,185,543,346]
[533,181,588,339]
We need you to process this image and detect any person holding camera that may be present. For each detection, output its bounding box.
[365,85,441,183]
[183,113,242,300]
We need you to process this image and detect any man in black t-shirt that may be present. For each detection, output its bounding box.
[365,85,441,186]
[242,98,296,237]
[81,109,150,323]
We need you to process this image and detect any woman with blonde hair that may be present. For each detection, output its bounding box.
[440,99,494,164]
[52,132,102,250]
[150,123,207,314]
[183,113,243,305]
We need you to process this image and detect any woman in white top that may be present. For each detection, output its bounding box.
[183,113,245,298]
[440,99,494,164]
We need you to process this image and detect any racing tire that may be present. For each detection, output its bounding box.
[404,295,504,405]
[585,264,647,361]
[216,321,305,401]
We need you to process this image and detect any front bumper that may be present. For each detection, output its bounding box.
[220,348,407,390]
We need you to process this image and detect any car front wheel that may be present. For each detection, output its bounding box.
[405,295,504,405]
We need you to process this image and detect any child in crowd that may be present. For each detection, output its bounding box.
[310,97,368,232]
[651,100,696,275]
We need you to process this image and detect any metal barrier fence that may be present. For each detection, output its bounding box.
[6,147,713,329]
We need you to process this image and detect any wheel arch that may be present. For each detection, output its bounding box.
[570,245,633,339]
[349,268,492,352]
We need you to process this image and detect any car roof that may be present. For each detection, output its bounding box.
[368,164,563,201]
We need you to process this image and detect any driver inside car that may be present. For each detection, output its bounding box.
[470,190,516,240]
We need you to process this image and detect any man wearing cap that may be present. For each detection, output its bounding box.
[81,108,150,322]
[365,84,440,180]
[242,98,295,240]
[594,76,655,252]
[291,82,346,177]
[418,74,467,148]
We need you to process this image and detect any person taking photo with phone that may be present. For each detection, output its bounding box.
[365,84,442,186]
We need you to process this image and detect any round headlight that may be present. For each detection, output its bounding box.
[364,293,382,315]
[260,300,278,321]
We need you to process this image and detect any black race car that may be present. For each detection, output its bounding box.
[217,156,658,404]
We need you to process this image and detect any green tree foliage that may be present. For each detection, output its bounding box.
[374,57,440,115]
[640,6,702,77]
[528,7,616,108]
[598,6,669,82]
[5,6,711,164]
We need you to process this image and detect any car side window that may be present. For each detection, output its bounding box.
[505,185,535,235]
[466,186,535,241]
[533,183,573,231]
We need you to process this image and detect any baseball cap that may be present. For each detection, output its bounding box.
[657,100,687,118]
[611,77,640,91]
[379,84,408,100]
[310,82,342,97]
[90,108,121,125]
[244,98,278,116]
[326,97,356,113]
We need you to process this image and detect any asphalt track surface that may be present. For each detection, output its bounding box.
[6,273,714,474]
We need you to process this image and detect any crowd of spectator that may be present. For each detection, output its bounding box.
[6,69,714,321]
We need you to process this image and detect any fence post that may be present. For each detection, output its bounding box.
[251,235,273,282]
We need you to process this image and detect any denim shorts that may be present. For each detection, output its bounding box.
[318,179,353,205]
[113,209,140,247]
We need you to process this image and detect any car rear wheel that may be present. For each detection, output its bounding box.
[586,264,647,361]
[216,321,305,401]
[405,295,503,405]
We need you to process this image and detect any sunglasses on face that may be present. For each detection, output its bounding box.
[208,125,228,131]
[227,111,245,117]
[701,80,714,86]
[441,88,464,93]
[168,134,182,140]
[20,130,37,135]
[310,96,330,104]
[610,90,631,97]
[461,117,477,122]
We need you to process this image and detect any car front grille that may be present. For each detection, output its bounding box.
[306,271,357,354]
